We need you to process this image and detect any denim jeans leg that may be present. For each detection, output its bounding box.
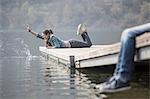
[114,23,150,82]
[69,32,92,48]
[81,32,92,46]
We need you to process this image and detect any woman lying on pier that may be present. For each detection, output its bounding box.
[26,24,92,48]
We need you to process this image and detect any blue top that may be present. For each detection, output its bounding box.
[36,34,65,48]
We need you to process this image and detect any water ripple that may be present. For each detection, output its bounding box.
[0,57,103,99]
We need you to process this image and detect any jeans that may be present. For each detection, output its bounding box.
[113,23,150,82]
[69,32,92,48]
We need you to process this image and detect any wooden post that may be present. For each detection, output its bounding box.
[70,55,75,74]
[70,56,75,68]
[69,56,76,91]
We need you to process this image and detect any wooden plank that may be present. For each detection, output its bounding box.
[78,46,150,68]
[77,54,118,68]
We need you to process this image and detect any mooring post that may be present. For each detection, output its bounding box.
[70,56,75,68]
[69,55,76,91]
[70,55,76,75]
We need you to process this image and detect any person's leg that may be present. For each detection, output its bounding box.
[68,40,88,48]
[69,24,92,48]
[69,33,92,48]
[81,32,92,46]
[114,23,150,82]
[97,23,150,93]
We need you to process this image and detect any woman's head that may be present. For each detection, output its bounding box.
[43,29,53,35]
[42,29,53,39]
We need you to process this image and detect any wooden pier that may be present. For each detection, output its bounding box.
[39,33,150,68]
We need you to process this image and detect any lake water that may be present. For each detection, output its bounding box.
[0,56,149,99]
[0,56,101,99]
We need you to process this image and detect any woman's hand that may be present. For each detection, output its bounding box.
[26,25,31,32]
[26,25,37,36]
[44,39,52,48]
[46,45,53,49]
[44,39,49,46]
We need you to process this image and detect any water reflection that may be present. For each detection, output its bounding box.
[1,55,148,99]
[0,57,100,99]
[41,59,99,99]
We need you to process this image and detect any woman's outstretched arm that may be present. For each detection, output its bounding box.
[26,25,37,36]
[26,25,44,39]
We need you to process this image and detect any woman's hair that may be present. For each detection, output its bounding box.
[43,29,53,35]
